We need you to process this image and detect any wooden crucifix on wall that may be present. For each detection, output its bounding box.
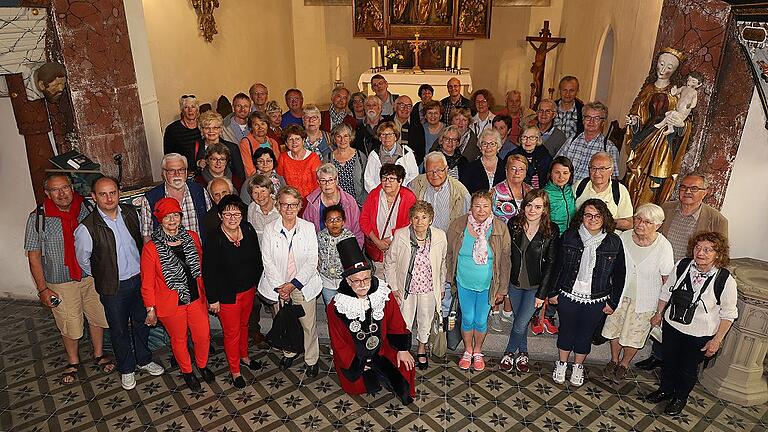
[526,20,564,109]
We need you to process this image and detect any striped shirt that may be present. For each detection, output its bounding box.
[24,205,91,284]
[424,181,453,232]
[139,185,211,237]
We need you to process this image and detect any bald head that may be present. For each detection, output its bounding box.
[447,78,461,99]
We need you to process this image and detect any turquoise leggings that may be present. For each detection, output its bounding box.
[457,282,492,333]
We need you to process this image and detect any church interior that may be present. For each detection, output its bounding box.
[1,0,768,431]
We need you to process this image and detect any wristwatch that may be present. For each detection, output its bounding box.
[146,306,155,313]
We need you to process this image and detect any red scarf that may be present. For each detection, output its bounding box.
[43,193,85,280]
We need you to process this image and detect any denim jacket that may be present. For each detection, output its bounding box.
[547,227,626,309]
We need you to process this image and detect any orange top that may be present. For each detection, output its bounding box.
[276,150,321,198]
[239,134,281,177]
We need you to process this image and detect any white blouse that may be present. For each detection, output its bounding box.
[619,230,675,313]
[660,260,739,337]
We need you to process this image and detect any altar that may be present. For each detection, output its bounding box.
[357,70,473,102]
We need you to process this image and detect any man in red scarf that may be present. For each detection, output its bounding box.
[24,174,112,384]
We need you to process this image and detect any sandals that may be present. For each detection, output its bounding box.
[416,353,429,370]
[60,364,80,384]
[94,355,115,374]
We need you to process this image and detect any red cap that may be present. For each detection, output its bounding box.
[153,197,182,222]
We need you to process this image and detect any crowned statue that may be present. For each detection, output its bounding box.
[624,47,696,207]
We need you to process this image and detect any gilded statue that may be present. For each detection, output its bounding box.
[191,0,219,43]
[624,48,694,208]
[356,0,384,33]
[392,0,450,25]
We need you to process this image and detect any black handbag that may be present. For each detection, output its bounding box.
[444,294,463,351]
[266,300,306,353]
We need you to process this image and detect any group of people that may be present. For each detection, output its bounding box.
[25,74,736,414]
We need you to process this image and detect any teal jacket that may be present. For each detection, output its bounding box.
[544,180,576,234]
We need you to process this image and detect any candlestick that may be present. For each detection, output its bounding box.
[377,47,382,68]
[445,46,450,68]
[451,47,457,69]
[371,47,376,69]
[457,48,462,70]
[335,57,341,81]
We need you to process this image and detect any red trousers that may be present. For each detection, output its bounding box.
[158,298,210,374]
[218,288,255,374]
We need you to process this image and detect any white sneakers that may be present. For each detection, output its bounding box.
[121,372,136,390]
[552,361,585,386]
[552,361,567,384]
[138,361,165,376]
[570,363,585,387]
[122,362,165,390]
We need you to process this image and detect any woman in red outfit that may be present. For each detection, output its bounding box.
[203,195,264,389]
[359,164,417,276]
[327,237,416,405]
[276,124,322,199]
[141,198,213,391]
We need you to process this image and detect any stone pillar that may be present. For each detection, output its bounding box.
[700,258,768,406]
[50,0,152,188]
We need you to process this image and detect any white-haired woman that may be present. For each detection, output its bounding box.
[325,123,368,206]
[303,104,332,158]
[601,203,674,381]
[303,163,364,247]
[459,128,506,195]
[198,111,246,182]
[164,95,202,168]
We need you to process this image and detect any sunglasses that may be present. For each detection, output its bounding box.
[181,94,196,99]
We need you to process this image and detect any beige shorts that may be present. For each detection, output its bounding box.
[47,276,108,339]
[601,296,654,349]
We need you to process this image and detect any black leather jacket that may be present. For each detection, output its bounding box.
[508,220,559,300]
[547,227,626,309]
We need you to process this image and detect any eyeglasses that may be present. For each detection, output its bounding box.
[589,166,611,173]
[256,158,273,165]
[507,166,526,173]
[520,135,539,142]
[426,167,447,176]
[181,94,196,99]
[208,157,227,163]
[537,109,555,114]
[379,132,396,138]
[304,116,320,121]
[380,176,400,183]
[584,115,606,122]
[279,202,300,210]
[221,212,242,219]
[441,137,459,144]
[318,178,337,184]
[163,168,187,175]
[202,126,221,131]
[348,276,372,287]
[680,185,707,193]
[326,217,344,223]
[633,217,655,226]
[480,141,497,148]
[46,184,72,193]
[583,213,603,221]
[396,103,413,109]
[694,245,716,254]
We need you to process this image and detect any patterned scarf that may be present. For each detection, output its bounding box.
[151,226,201,304]
[443,151,464,170]
[329,107,347,129]
[467,213,493,265]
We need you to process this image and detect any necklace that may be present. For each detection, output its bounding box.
[222,227,242,247]
[348,308,381,351]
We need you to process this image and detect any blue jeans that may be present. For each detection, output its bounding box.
[99,275,152,374]
[505,285,537,353]
[457,282,491,333]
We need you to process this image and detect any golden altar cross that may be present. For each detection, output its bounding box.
[408,33,427,74]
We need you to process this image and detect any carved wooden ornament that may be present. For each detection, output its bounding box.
[191,0,219,42]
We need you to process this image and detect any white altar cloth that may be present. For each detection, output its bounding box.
[357,69,473,101]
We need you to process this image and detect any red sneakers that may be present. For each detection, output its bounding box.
[542,317,559,335]
[531,315,544,335]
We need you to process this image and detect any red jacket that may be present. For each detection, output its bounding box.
[359,184,416,262]
[141,231,205,318]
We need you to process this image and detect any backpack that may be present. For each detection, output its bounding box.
[34,200,95,233]
[674,257,730,305]
[575,177,620,206]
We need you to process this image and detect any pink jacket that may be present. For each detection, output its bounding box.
[302,187,364,248]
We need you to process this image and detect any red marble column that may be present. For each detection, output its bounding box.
[50,0,152,188]
[651,0,753,208]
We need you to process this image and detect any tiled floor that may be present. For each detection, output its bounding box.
[1,298,765,432]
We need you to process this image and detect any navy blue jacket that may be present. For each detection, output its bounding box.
[547,227,625,309]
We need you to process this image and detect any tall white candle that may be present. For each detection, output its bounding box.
[377,47,382,68]
[445,46,450,68]
[451,47,457,69]
[457,48,462,70]
[371,47,376,69]
[383,45,388,67]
